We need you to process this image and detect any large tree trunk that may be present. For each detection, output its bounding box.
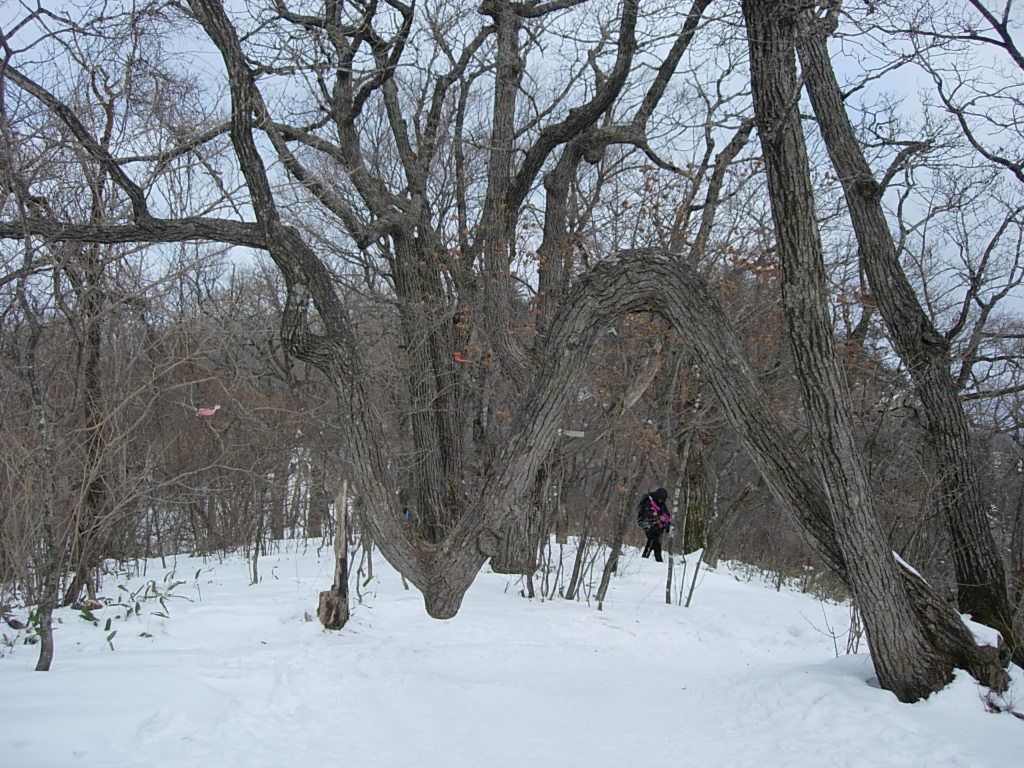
[793,7,1020,666]
[741,0,975,701]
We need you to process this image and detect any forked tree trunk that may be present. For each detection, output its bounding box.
[740,0,1007,700]
[793,7,1020,666]
[333,242,1001,699]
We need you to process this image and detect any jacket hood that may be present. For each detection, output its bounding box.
[651,487,668,503]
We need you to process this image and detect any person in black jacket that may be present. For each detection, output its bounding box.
[637,487,671,562]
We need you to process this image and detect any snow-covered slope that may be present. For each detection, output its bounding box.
[1,541,1020,768]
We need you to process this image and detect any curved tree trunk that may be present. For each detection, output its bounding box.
[352,237,990,699]
[740,0,1009,700]
[793,8,1019,666]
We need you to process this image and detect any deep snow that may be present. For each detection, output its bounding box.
[1,540,1021,768]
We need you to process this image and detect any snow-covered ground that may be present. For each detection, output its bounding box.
[1,540,1021,768]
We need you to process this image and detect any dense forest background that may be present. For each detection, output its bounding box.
[2,0,1024,700]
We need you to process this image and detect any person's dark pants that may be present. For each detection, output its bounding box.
[642,528,663,561]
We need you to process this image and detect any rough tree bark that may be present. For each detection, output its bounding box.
[741,0,1007,700]
[793,3,1020,666]
[529,246,1007,698]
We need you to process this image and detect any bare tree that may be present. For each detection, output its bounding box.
[791,0,1020,665]
[0,0,732,619]
[739,0,1014,700]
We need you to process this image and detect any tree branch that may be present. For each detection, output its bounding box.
[0,216,267,247]
[2,64,152,222]
[506,0,639,213]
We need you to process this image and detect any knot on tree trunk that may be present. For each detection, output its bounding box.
[476,527,501,557]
